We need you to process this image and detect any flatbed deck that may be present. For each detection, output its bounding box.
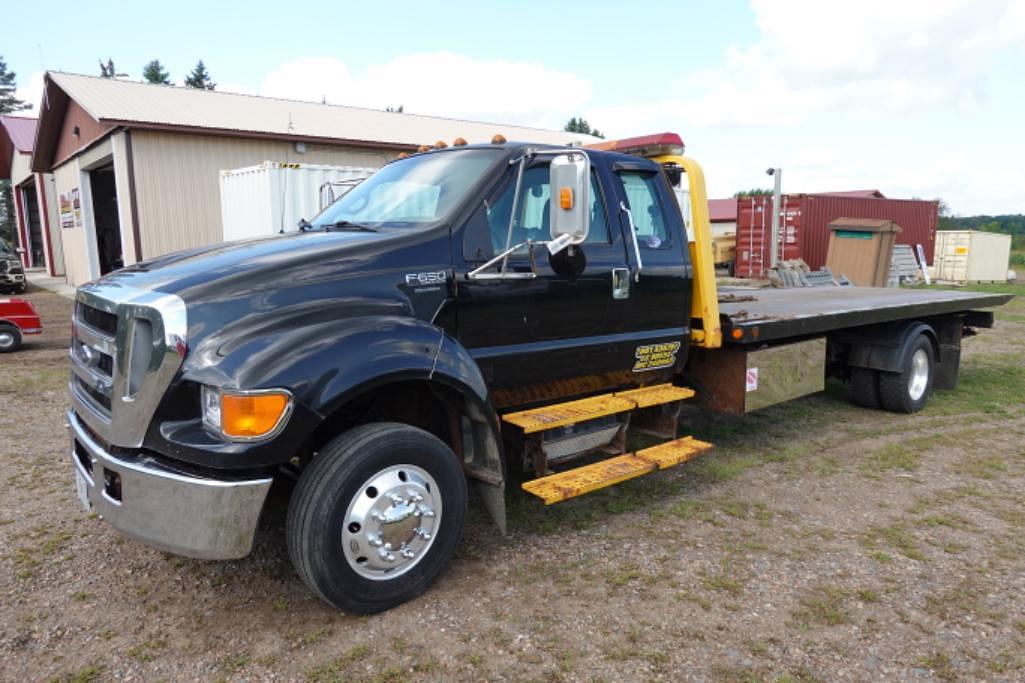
[718,286,1013,344]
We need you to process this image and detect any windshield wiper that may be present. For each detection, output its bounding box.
[320,220,379,233]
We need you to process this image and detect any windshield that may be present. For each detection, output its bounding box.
[311,149,501,229]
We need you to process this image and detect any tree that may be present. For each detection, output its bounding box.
[0,56,30,113]
[99,58,127,79]
[184,60,215,90]
[142,60,171,85]
[733,188,773,198]
[0,182,14,245]
[564,117,604,139]
[0,56,28,246]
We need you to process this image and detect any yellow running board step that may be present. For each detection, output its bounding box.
[521,436,713,505]
[502,384,695,434]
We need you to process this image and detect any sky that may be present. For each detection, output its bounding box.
[5,0,1025,215]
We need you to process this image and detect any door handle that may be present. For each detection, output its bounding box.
[612,267,630,300]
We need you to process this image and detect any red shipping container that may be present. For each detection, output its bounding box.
[735,194,938,278]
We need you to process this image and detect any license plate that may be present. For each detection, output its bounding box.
[75,469,91,510]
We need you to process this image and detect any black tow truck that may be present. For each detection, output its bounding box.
[67,132,1011,613]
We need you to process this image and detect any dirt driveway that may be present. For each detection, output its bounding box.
[2,284,1023,682]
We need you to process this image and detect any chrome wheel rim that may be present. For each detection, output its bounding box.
[341,464,441,581]
[0,331,14,348]
[908,348,930,401]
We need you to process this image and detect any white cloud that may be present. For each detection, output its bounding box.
[591,0,1025,132]
[583,0,1025,213]
[14,71,44,114]
[260,53,591,129]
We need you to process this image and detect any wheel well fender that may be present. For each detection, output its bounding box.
[842,321,939,373]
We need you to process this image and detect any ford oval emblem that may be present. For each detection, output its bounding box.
[77,344,98,367]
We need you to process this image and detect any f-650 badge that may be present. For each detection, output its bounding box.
[633,341,681,372]
[405,271,448,287]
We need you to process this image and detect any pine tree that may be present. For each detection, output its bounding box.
[142,60,171,85]
[0,57,28,245]
[99,58,127,79]
[184,60,215,90]
[0,56,29,113]
[564,116,603,139]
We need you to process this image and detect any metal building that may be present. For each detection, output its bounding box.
[1,115,63,275]
[30,72,593,286]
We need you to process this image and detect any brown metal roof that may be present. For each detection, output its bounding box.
[0,115,37,153]
[32,71,595,171]
[708,198,738,222]
[0,115,38,178]
[818,189,886,199]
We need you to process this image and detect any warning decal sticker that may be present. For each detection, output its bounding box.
[632,341,682,372]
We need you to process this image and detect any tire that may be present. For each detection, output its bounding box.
[878,335,934,413]
[849,367,880,409]
[15,282,27,294]
[287,422,467,614]
[0,324,22,353]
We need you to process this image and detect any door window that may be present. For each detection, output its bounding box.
[617,171,671,250]
[482,165,611,257]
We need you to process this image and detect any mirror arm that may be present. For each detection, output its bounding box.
[500,157,527,275]
[620,201,644,282]
[467,241,539,280]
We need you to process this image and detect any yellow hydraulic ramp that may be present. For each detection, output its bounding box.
[521,436,713,505]
[502,384,695,434]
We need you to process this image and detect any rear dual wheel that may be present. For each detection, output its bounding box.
[849,334,935,413]
[287,422,467,614]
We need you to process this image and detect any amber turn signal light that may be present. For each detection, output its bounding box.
[559,187,574,210]
[221,392,291,439]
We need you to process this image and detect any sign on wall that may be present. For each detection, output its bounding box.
[59,188,82,229]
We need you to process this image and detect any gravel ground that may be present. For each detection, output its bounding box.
[1,283,1023,683]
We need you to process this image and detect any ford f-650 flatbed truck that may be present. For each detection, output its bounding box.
[68,132,1011,613]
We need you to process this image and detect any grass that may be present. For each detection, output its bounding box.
[919,651,958,682]
[924,579,1006,625]
[305,645,372,683]
[860,522,926,561]
[790,585,852,628]
[48,663,104,683]
[700,559,746,597]
[859,442,921,474]
[296,627,332,648]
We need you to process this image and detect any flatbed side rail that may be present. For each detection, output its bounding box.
[653,154,722,349]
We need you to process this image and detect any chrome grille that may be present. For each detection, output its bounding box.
[70,284,188,448]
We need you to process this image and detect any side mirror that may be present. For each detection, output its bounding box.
[548,152,590,254]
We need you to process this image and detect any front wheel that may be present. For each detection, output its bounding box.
[0,324,22,353]
[878,335,934,413]
[287,422,467,614]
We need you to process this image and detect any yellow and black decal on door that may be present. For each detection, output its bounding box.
[633,341,681,372]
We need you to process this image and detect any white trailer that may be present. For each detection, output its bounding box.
[219,161,377,242]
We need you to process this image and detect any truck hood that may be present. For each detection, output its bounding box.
[97,230,393,301]
[88,227,453,368]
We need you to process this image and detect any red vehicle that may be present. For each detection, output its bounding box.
[0,298,42,352]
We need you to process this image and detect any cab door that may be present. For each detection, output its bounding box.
[605,161,692,379]
[455,158,635,407]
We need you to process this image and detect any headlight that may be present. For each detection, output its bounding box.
[201,386,293,441]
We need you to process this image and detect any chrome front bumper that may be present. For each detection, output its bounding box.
[68,410,273,560]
